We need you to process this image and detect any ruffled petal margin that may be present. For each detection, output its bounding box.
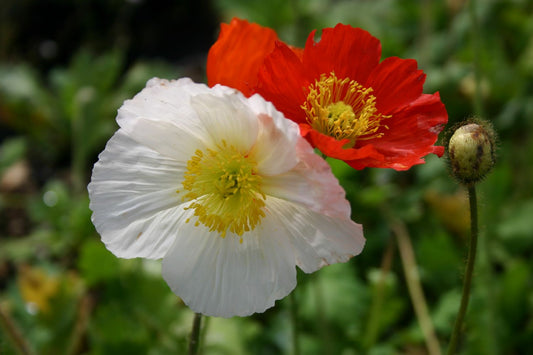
[88,130,186,259]
[266,197,365,274]
[161,216,296,318]
[302,24,382,84]
[346,93,448,170]
[161,194,364,318]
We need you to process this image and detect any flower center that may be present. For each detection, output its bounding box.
[180,140,266,241]
[301,72,389,148]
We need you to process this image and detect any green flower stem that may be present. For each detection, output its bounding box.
[447,186,478,354]
[289,291,301,355]
[189,313,203,355]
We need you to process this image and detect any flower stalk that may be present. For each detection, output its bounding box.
[447,185,478,354]
[188,313,203,355]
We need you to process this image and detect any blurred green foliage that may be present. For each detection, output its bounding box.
[1,0,533,354]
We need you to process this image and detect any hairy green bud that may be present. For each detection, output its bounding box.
[448,122,496,185]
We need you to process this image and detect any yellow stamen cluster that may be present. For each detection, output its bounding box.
[302,72,389,147]
[180,141,266,241]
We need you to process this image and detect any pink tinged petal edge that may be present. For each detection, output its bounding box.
[265,197,365,274]
[88,130,187,259]
[161,219,296,318]
[262,138,352,219]
[247,93,301,175]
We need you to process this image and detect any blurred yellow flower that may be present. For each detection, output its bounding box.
[17,265,59,314]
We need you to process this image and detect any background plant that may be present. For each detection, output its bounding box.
[1,0,532,354]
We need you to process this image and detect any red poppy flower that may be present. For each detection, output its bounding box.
[208,20,448,170]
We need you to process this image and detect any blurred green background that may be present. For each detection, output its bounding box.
[1,0,532,354]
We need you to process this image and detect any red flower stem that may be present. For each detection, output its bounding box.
[447,185,478,354]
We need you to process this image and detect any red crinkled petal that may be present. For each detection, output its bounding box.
[345,92,448,170]
[207,18,279,97]
[365,56,426,115]
[299,124,385,162]
[256,42,310,124]
[302,24,382,84]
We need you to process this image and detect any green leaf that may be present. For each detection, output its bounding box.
[77,239,120,286]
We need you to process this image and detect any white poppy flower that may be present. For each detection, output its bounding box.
[88,77,365,318]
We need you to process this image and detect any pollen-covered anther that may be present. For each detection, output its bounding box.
[181,141,266,240]
[302,72,389,147]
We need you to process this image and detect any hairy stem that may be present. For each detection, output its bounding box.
[447,186,478,354]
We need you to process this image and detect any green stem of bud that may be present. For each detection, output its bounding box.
[447,185,478,354]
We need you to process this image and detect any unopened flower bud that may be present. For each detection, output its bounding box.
[448,121,496,185]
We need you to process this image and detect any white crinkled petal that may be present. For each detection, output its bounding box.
[190,93,259,152]
[264,196,365,274]
[161,220,296,318]
[117,116,207,161]
[118,78,235,128]
[117,78,238,157]
[88,129,187,259]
